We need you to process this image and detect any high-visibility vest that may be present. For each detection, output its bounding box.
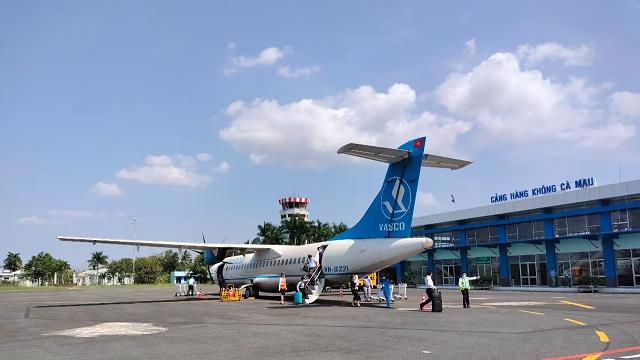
[279,277,287,290]
[459,277,470,290]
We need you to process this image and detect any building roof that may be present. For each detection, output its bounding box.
[414,179,640,227]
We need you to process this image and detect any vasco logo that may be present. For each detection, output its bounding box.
[380,177,412,220]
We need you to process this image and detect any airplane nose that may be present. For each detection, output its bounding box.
[422,237,434,249]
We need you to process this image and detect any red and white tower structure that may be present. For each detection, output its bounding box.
[279,196,311,222]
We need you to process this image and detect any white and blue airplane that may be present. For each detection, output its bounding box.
[58,137,471,303]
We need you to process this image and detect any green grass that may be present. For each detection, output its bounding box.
[0,283,178,292]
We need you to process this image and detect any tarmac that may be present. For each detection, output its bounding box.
[1,286,639,360]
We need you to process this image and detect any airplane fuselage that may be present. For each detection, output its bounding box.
[213,237,432,292]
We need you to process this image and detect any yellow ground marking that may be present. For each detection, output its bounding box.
[519,310,545,316]
[595,330,610,342]
[581,353,601,360]
[559,300,596,309]
[564,318,587,326]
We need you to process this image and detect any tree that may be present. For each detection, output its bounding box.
[107,258,133,284]
[22,252,70,285]
[178,251,192,271]
[4,252,22,272]
[281,217,311,245]
[159,250,180,274]
[190,254,209,284]
[256,222,286,245]
[133,255,163,284]
[87,251,109,285]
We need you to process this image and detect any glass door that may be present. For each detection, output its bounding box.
[442,265,456,285]
[520,262,537,286]
[633,259,640,287]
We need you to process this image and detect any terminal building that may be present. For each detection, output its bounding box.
[399,179,640,288]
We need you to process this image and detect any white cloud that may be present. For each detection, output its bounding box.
[90,182,123,197]
[225,47,287,74]
[48,209,95,219]
[436,50,636,148]
[416,191,440,208]
[516,42,594,66]
[464,39,476,55]
[609,91,640,117]
[196,153,212,161]
[278,66,321,78]
[116,154,212,187]
[16,216,56,226]
[215,161,231,174]
[220,83,472,167]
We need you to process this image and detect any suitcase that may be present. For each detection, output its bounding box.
[431,289,443,312]
[294,291,303,305]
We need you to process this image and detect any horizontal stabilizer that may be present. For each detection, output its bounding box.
[337,143,409,164]
[337,143,471,170]
[422,154,472,170]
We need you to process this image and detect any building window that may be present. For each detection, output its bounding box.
[611,208,640,232]
[433,232,460,248]
[466,227,498,245]
[506,221,545,241]
[554,214,600,237]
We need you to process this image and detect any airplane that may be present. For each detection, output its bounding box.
[58,137,471,304]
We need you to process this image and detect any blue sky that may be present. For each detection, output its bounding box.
[2,1,640,268]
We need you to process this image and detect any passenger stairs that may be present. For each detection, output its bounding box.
[302,266,325,304]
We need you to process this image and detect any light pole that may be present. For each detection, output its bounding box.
[132,217,138,284]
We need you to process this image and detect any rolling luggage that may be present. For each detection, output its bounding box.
[431,289,443,312]
[294,291,303,305]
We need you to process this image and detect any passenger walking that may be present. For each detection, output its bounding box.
[187,275,195,296]
[458,272,479,308]
[350,275,361,307]
[316,246,324,266]
[279,273,287,304]
[563,268,571,287]
[295,276,306,305]
[305,255,317,280]
[362,275,372,301]
[381,276,392,308]
[419,271,436,310]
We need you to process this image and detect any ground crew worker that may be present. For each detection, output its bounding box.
[279,273,287,304]
[458,272,478,308]
[381,276,392,309]
[350,275,361,307]
[187,275,195,296]
[419,271,436,310]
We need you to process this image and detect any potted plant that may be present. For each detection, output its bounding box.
[574,276,604,293]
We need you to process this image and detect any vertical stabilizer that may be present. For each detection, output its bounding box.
[332,137,426,240]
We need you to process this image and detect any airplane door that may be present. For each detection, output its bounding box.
[216,263,225,287]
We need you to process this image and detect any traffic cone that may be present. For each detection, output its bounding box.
[339,287,344,299]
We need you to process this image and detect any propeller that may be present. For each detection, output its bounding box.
[202,233,215,283]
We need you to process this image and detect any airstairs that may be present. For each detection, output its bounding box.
[302,266,325,304]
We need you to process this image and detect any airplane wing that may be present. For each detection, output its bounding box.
[57,236,286,256]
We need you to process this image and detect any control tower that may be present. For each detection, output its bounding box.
[279,196,311,222]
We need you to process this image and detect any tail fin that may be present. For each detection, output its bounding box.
[332,137,426,240]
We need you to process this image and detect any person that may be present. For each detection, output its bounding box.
[296,276,306,305]
[279,273,287,304]
[549,268,557,287]
[381,276,392,308]
[419,271,436,311]
[316,246,324,266]
[350,275,361,307]
[458,272,479,308]
[362,275,372,302]
[187,275,195,296]
[305,254,317,279]
[563,268,571,287]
